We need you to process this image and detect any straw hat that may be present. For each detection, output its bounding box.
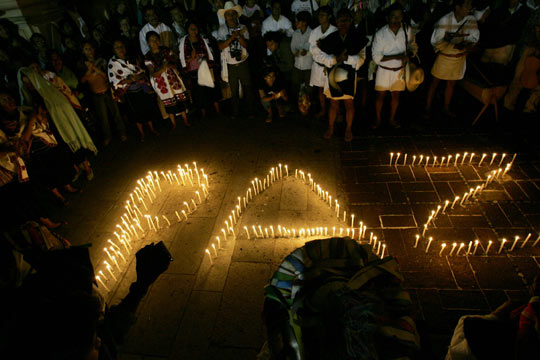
[405,62,424,92]
[218,1,242,19]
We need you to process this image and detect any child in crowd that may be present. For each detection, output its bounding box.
[259,67,288,123]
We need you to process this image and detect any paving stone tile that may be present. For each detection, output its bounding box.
[348,190,391,204]
[407,191,441,203]
[446,257,479,289]
[517,203,540,215]
[396,166,415,181]
[429,172,463,181]
[477,190,511,201]
[401,256,457,288]
[518,164,540,179]
[403,182,436,191]
[517,181,540,200]
[481,203,512,228]
[381,215,417,228]
[502,182,530,201]
[508,257,540,285]
[468,257,525,290]
[381,204,414,215]
[349,205,383,228]
[498,203,531,227]
[411,167,431,181]
[387,182,408,203]
[449,215,490,228]
[432,181,455,201]
[439,290,488,310]
[483,290,509,311]
[212,262,272,348]
[205,346,258,360]
[343,183,390,193]
[341,167,356,184]
[279,179,308,211]
[123,274,195,356]
[232,238,275,263]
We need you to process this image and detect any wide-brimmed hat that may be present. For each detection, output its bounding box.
[405,62,424,92]
[218,1,242,19]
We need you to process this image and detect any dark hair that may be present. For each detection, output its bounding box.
[185,20,199,33]
[263,31,281,43]
[81,40,96,50]
[271,0,282,6]
[336,8,353,20]
[296,11,311,24]
[318,5,333,16]
[387,2,404,16]
[145,30,160,43]
[142,5,156,16]
[454,0,469,8]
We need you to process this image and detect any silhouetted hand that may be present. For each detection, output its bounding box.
[135,242,172,288]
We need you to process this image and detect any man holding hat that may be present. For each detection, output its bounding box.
[216,1,254,119]
[317,8,368,142]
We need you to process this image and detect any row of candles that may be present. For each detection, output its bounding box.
[415,233,540,256]
[203,164,387,265]
[95,162,209,293]
[421,163,513,237]
[389,152,516,168]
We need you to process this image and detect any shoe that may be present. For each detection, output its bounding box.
[344,130,353,142]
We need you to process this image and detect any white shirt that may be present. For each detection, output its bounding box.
[215,23,250,65]
[372,25,413,68]
[291,0,319,15]
[527,0,540,10]
[291,28,313,70]
[308,24,337,87]
[139,22,173,55]
[262,15,294,37]
[431,12,479,55]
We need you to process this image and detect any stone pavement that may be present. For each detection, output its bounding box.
[52,103,540,359]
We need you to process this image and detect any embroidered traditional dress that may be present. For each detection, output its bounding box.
[431,12,479,81]
[144,47,188,115]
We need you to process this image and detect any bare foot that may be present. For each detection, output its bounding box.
[64,184,80,193]
[323,129,333,139]
[40,217,63,229]
[344,130,353,142]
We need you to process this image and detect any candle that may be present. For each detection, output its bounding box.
[340,228,343,236]
[381,244,386,258]
[510,153,517,165]
[343,210,346,223]
[412,155,416,166]
[454,154,460,166]
[211,244,218,257]
[377,242,381,255]
[461,152,468,165]
[258,225,263,238]
[447,155,452,166]
[221,228,228,241]
[422,223,428,236]
[98,270,108,282]
[469,153,475,165]
[196,191,202,203]
[336,203,340,217]
[285,165,288,177]
[434,205,442,217]
[216,236,221,249]
[162,215,171,227]
[278,225,282,237]
[395,153,401,166]
[425,237,433,253]
[278,163,282,179]
[111,256,121,271]
[244,226,250,239]
[403,153,407,165]
[533,234,540,247]
[112,247,126,263]
[155,216,160,230]
[182,210,188,220]
[373,236,377,250]
[521,233,532,248]
[449,242,457,256]
[440,156,445,167]
[419,155,424,166]
[502,164,511,178]
[104,247,114,262]
[479,153,487,166]
[498,153,506,167]
[105,263,117,281]
[205,249,213,265]
[351,214,355,228]
[96,276,110,292]
[265,228,270,238]
[370,232,373,244]
[389,152,394,166]
[414,234,420,248]
[456,243,465,256]
[489,153,497,166]
[498,238,507,254]
[175,211,181,221]
[510,236,519,251]
[204,174,209,187]
[466,241,472,255]
[460,193,468,206]
[442,200,450,213]
[473,240,479,255]
[439,243,447,256]
[332,226,336,236]
[433,156,437,167]
[184,201,191,213]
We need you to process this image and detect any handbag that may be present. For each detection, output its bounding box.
[403,24,424,91]
[197,59,215,88]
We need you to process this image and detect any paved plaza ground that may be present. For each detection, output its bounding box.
[52,91,540,359]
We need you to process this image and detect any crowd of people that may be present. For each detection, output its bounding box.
[1,0,540,358]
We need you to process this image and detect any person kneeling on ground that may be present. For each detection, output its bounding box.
[259,68,288,123]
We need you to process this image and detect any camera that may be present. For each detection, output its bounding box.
[231,48,243,62]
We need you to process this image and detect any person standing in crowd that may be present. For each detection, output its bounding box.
[424,0,479,118]
[291,11,313,105]
[291,0,319,16]
[309,6,337,119]
[18,66,97,180]
[169,5,187,44]
[262,1,294,37]
[108,38,160,142]
[317,8,368,141]
[216,2,254,120]
[372,3,417,129]
[118,16,141,58]
[243,0,264,19]
[80,41,127,145]
[139,6,175,55]
[144,31,190,129]
[179,21,220,118]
